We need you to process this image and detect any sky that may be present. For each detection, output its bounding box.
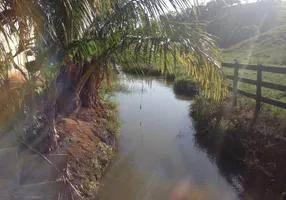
[165,0,258,9]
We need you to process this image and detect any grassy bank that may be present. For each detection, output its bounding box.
[122,64,200,97]
[190,96,286,199]
[120,62,177,79]
[121,64,161,76]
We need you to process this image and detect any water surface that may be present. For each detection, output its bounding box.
[100,75,238,200]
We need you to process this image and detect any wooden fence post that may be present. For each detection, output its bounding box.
[255,63,262,114]
[232,60,239,107]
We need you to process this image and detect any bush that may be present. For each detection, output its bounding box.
[190,95,224,131]
[173,78,200,97]
[191,94,286,198]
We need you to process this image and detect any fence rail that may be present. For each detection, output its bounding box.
[225,75,286,92]
[222,62,286,112]
[223,63,286,74]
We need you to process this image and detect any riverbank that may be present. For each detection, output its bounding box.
[190,96,286,199]
[0,73,121,199]
[54,74,122,199]
[56,99,120,199]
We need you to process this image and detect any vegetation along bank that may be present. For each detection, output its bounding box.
[191,96,286,199]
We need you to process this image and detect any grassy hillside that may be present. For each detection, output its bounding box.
[204,2,286,48]
[222,25,286,65]
[221,25,286,116]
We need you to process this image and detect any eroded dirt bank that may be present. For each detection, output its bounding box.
[55,101,119,199]
[0,74,120,199]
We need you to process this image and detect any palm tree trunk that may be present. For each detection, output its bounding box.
[44,81,59,152]
[80,65,102,108]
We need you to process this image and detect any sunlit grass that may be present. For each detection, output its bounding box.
[222,25,286,115]
[222,25,286,66]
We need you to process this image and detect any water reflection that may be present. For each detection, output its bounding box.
[99,75,238,200]
[193,126,284,200]
[193,131,244,197]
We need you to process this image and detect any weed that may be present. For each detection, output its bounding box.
[100,72,130,97]
[219,119,235,130]
[105,99,121,136]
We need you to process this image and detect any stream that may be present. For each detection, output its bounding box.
[99,75,239,200]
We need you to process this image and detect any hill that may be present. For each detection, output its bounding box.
[222,25,286,65]
[221,25,286,116]
[202,2,286,48]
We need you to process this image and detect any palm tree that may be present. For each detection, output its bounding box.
[0,0,226,152]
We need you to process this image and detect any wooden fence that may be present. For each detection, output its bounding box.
[222,61,286,113]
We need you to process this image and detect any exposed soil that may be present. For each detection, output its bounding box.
[55,105,117,199]
[0,74,118,199]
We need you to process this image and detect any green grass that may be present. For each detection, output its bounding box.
[220,23,286,117]
[222,25,286,65]
[122,61,201,98]
[105,99,121,136]
[222,65,286,117]
[99,71,130,97]
[121,62,178,80]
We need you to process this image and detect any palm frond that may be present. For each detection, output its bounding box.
[0,0,227,99]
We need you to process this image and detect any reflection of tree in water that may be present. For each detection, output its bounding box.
[193,132,243,194]
[193,131,284,200]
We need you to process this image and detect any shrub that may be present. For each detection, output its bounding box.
[190,94,286,198]
[190,95,225,131]
[173,78,200,97]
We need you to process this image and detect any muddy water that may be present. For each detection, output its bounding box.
[99,76,239,200]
